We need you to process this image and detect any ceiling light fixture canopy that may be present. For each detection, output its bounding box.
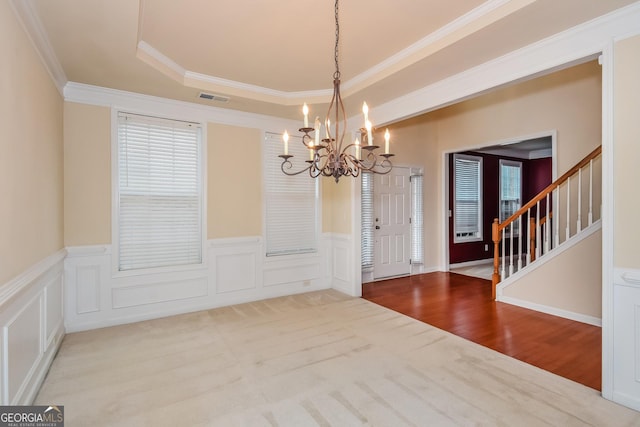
[279,0,394,183]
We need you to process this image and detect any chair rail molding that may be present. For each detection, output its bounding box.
[0,249,65,405]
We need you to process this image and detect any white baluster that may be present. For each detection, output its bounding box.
[501,228,506,279]
[545,193,550,253]
[517,212,522,271]
[577,168,582,232]
[589,159,593,226]
[536,201,541,259]
[566,176,571,241]
[509,222,514,276]
[554,186,560,247]
[526,208,531,266]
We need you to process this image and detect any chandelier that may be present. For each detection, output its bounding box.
[279,0,394,183]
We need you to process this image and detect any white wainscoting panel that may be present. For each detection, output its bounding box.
[215,253,257,293]
[65,237,334,332]
[0,250,65,405]
[6,295,41,404]
[75,265,100,314]
[327,233,354,295]
[44,276,63,350]
[612,267,640,411]
[111,277,208,309]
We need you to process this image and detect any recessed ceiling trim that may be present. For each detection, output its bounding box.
[137,0,536,106]
[341,0,536,95]
[137,40,332,105]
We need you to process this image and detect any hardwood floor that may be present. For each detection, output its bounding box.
[362,272,602,391]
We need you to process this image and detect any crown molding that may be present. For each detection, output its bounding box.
[135,0,531,105]
[137,41,333,105]
[369,0,640,127]
[63,81,299,132]
[341,0,534,94]
[8,0,67,94]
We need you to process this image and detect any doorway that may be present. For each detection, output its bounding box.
[362,166,424,282]
[446,134,555,273]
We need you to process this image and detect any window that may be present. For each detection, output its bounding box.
[410,173,424,264]
[116,112,203,271]
[264,132,318,256]
[499,159,522,232]
[361,172,374,269]
[454,154,482,242]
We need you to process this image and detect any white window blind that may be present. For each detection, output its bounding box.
[499,159,522,234]
[454,154,482,242]
[499,159,522,222]
[117,112,202,271]
[264,132,318,256]
[361,172,374,269]
[410,174,424,264]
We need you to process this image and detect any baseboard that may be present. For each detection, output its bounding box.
[497,295,602,327]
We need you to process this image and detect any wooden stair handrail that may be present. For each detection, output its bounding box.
[497,145,601,233]
[491,145,601,299]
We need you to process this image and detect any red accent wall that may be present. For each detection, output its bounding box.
[449,152,552,264]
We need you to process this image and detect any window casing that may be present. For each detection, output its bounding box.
[115,112,203,272]
[499,159,522,234]
[454,154,483,242]
[264,132,319,256]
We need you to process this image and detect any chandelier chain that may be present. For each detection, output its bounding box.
[277,0,394,182]
[334,0,340,79]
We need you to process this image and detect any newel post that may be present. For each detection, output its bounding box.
[492,218,500,300]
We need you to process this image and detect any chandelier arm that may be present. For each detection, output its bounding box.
[279,157,313,176]
[277,0,394,183]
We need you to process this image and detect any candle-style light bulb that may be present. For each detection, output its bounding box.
[355,137,361,160]
[314,117,320,146]
[384,128,390,154]
[283,130,289,156]
[362,102,369,123]
[302,103,309,128]
[365,120,373,146]
[326,119,330,139]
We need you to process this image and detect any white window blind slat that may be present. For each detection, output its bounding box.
[264,132,318,256]
[117,112,202,271]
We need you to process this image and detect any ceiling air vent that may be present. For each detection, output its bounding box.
[198,92,230,103]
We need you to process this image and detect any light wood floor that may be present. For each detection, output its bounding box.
[36,290,638,425]
[363,272,602,390]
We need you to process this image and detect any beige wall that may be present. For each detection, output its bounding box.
[63,113,265,243]
[614,35,640,269]
[392,61,602,269]
[207,123,262,238]
[502,229,602,318]
[64,102,111,246]
[0,3,63,284]
[382,116,439,267]
[322,177,351,234]
[434,61,602,172]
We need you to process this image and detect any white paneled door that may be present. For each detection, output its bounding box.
[373,167,411,279]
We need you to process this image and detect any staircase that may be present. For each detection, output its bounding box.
[491,146,602,299]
